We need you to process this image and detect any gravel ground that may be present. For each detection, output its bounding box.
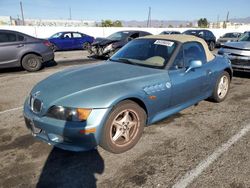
[0,50,249,188]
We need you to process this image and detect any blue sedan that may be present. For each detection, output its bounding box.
[23,35,232,153]
[49,31,94,51]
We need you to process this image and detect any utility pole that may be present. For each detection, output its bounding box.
[226,11,229,22]
[147,7,151,27]
[69,7,72,20]
[20,1,25,25]
[217,14,220,28]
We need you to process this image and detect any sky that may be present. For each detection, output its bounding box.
[0,0,249,22]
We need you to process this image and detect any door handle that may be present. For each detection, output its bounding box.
[17,44,24,48]
[207,70,212,75]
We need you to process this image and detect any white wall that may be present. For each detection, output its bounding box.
[1,25,250,40]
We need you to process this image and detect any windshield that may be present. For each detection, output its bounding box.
[110,39,177,69]
[183,30,198,36]
[107,31,129,40]
[222,33,240,38]
[239,32,250,42]
[50,32,63,38]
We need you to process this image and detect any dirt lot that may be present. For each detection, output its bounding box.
[0,50,249,188]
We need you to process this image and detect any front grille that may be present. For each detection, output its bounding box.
[30,96,42,113]
[231,59,250,66]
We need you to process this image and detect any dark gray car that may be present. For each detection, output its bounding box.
[0,30,54,71]
[88,30,151,57]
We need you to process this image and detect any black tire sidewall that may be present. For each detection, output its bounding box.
[100,100,146,154]
[209,41,215,51]
[22,54,42,72]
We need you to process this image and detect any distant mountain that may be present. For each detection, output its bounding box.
[229,17,250,24]
[121,17,250,27]
[121,20,197,28]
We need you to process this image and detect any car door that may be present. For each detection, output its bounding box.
[168,42,208,107]
[72,32,84,49]
[60,32,74,50]
[0,31,24,66]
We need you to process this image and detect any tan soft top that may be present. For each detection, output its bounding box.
[141,34,215,62]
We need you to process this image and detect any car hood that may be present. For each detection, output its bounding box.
[31,61,164,109]
[218,37,237,41]
[92,37,118,46]
[223,41,250,50]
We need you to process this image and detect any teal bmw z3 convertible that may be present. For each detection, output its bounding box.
[23,35,232,153]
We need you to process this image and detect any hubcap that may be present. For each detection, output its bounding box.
[217,75,229,99]
[110,109,139,146]
[27,58,38,68]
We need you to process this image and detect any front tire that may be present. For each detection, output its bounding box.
[211,71,230,102]
[21,54,42,72]
[83,42,91,50]
[100,100,146,154]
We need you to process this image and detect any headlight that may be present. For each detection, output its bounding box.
[46,106,92,122]
[103,44,113,53]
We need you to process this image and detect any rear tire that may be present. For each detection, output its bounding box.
[22,54,42,72]
[209,41,215,51]
[210,71,230,102]
[100,100,146,154]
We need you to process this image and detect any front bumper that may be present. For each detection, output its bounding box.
[23,99,111,151]
[227,55,250,72]
[89,45,114,57]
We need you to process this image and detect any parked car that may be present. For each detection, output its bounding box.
[0,29,54,71]
[216,32,242,47]
[49,31,94,51]
[88,30,151,57]
[183,29,216,51]
[218,31,250,72]
[160,31,181,35]
[24,35,232,153]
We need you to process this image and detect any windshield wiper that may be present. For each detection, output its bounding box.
[115,58,138,65]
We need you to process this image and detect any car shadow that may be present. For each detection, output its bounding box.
[88,54,108,60]
[233,71,250,79]
[37,117,104,188]
[0,66,24,74]
[37,147,104,188]
[0,60,58,74]
[43,60,58,68]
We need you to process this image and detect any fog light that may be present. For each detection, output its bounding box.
[48,133,63,143]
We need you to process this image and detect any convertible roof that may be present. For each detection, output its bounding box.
[141,34,215,61]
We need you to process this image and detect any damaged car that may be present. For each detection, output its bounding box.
[88,30,151,57]
[218,31,250,72]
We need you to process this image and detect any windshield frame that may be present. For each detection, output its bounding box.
[109,38,179,69]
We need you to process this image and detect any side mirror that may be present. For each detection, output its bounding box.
[185,60,202,73]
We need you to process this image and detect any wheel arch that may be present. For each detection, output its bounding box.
[111,96,149,124]
[224,68,233,80]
